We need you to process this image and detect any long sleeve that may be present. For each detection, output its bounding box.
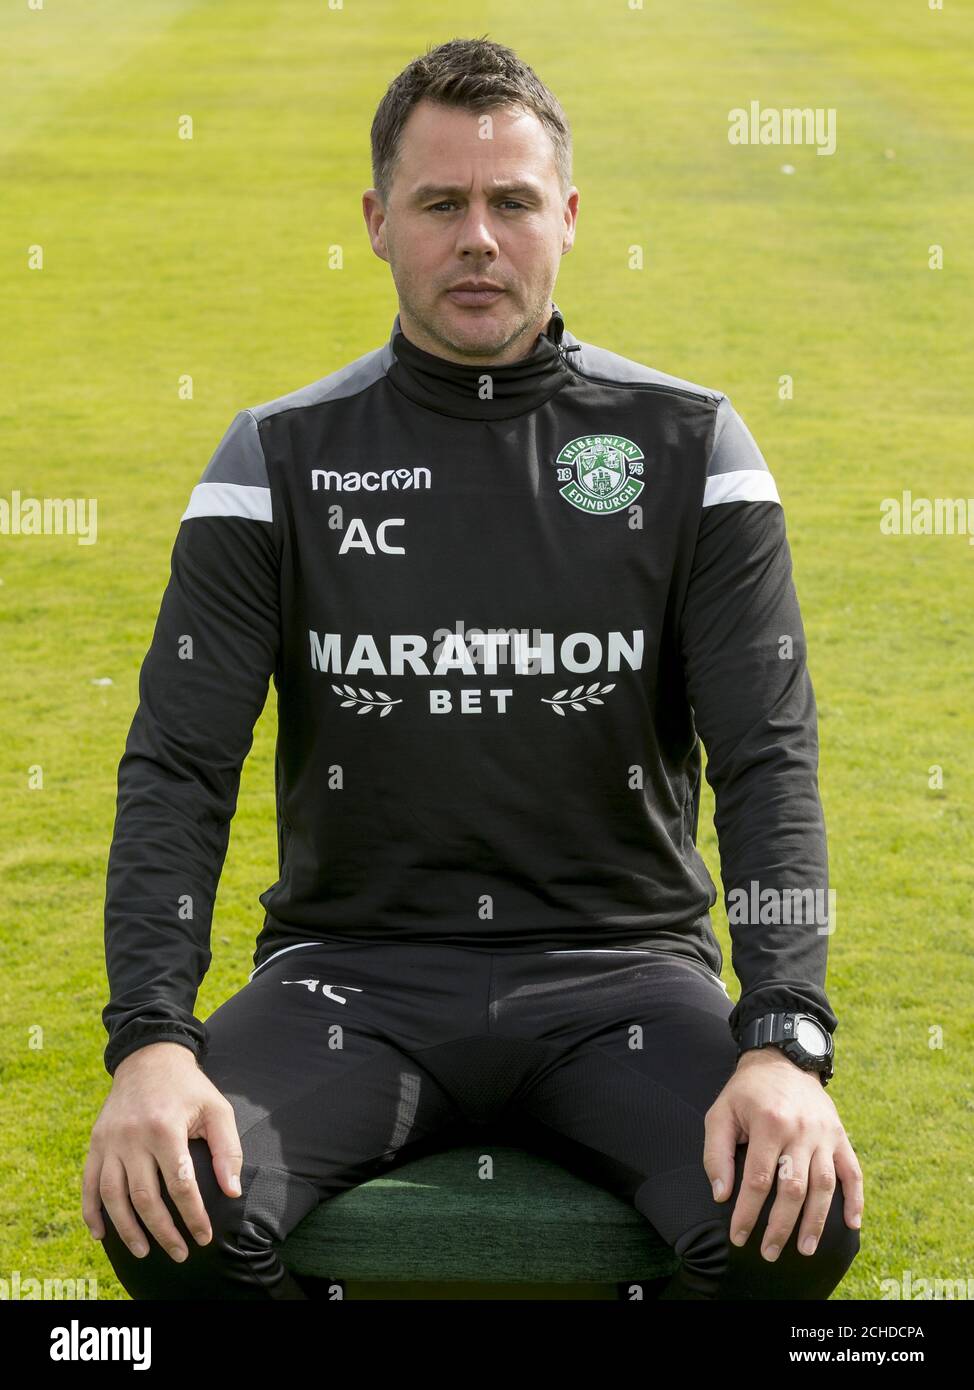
[102,409,281,1076]
[678,396,838,1044]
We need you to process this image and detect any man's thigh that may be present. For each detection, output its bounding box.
[99,942,466,1298]
[494,948,859,1299]
[495,949,738,1213]
[200,941,466,1192]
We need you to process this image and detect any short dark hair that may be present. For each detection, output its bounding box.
[370,36,573,206]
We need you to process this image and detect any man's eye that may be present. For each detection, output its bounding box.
[427,201,527,212]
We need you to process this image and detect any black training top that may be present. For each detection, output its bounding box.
[101,301,837,1076]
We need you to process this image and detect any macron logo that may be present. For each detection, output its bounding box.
[311,466,432,492]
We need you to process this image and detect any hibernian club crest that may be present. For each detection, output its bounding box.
[554,434,645,514]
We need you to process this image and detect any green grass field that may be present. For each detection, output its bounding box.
[1,1,971,1301]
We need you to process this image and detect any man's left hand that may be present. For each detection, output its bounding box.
[703,1047,864,1262]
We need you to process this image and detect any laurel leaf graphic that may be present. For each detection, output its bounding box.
[358,688,374,700]
[343,684,357,698]
[379,704,393,716]
[339,701,356,708]
[586,682,600,695]
[551,703,566,716]
[376,691,393,701]
[602,683,616,693]
[331,685,345,697]
[570,685,584,698]
[552,688,568,700]
[570,702,586,712]
[357,705,371,714]
[588,697,604,705]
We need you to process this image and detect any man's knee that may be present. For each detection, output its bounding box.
[686,1144,861,1300]
[98,1137,271,1298]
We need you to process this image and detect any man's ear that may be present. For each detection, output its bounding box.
[362,189,389,260]
[562,187,580,255]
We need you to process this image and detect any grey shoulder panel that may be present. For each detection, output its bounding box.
[707,395,769,477]
[248,344,392,423]
[703,395,781,508]
[561,332,723,403]
[199,409,268,488]
[182,410,273,523]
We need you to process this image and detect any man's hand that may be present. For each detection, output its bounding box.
[82,1042,244,1264]
[704,1047,863,1262]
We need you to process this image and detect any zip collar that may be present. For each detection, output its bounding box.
[386,301,577,420]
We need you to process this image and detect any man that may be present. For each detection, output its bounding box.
[84,36,863,1300]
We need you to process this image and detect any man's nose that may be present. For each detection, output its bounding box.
[455,206,500,251]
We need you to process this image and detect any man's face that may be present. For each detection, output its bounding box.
[363,99,578,365]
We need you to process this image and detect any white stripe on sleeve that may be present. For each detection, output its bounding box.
[180,482,273,522]
[703,469,781,508]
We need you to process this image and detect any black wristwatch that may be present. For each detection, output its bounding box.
[736,1012,834,1087]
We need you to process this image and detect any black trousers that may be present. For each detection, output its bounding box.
[99,941,860,1299]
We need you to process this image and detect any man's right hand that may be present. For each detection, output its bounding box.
[82,1042,244,1263]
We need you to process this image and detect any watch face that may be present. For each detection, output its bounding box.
[796,1018,828,1056]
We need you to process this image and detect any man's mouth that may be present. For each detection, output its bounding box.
[447,284,506,306]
